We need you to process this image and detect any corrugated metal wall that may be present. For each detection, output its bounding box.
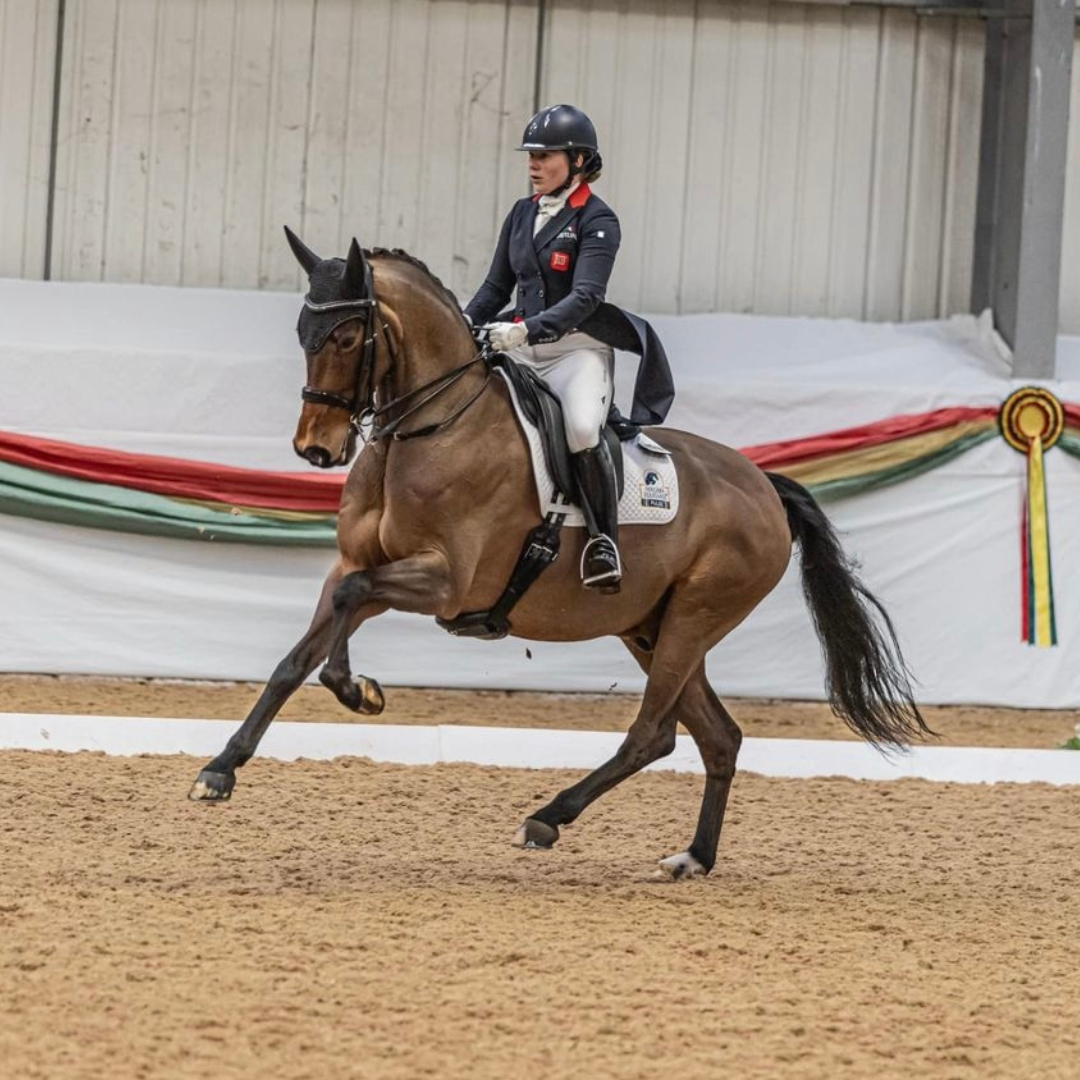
[2,0,1079,329]
[542,0,985,320]
[48,0,536,296]
[0,0,59,280]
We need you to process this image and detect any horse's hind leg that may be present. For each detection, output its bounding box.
[655,664,742,880]
[512,615,705,850]
[188,566,347,801]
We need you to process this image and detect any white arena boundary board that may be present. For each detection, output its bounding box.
[3,715,1078,787]
[3,280,1080,707]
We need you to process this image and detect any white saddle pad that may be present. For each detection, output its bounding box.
[496,367,679,527]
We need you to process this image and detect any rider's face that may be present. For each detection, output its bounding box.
[528,150,578,195]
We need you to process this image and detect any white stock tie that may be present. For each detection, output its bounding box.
[534,182,580,236]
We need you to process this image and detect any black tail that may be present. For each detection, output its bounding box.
[767,472,932,749]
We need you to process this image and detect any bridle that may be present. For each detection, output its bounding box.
[299,294,379,415]
[299,266,491,443]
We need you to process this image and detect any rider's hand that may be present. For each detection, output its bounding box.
[484,321,528,352]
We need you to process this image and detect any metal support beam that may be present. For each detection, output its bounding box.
[972,0,1076,378]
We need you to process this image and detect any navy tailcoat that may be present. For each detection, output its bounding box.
[464,184,674,427]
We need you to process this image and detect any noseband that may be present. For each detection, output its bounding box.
[299,266,490,443]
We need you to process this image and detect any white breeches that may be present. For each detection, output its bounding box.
[505,331,615,453]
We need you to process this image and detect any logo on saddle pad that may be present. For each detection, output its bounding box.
[640,470,671,510]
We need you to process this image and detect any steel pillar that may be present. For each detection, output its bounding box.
[972,0,1076,379]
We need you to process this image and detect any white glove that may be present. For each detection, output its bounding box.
[484,321,528,351]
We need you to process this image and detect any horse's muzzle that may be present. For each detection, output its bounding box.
[297,444,333,469]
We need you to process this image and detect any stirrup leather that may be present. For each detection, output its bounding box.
[580,534,622,587]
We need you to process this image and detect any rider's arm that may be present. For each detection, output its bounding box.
[464,209,516,327]
[524,208,621,345]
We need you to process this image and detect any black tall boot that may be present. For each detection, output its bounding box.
[571,441,622,593]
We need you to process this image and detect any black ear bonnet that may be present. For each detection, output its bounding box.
[296,256,374,354]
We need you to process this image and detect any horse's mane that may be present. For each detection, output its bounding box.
[366,247,466,324]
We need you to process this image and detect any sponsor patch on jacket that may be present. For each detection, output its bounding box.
[555,227,577,241]
[550,251,571,272]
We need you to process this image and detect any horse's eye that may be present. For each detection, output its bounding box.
[337,333,358,351]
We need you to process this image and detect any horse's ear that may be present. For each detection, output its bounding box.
[343,238,367,297]
[283,225,320,275]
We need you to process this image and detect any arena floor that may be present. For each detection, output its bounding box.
[2,751,1078,1079]
[2,678,1078,1078]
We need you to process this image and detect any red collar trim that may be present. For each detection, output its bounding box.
[531,183,592,207]
[569,183,592,209]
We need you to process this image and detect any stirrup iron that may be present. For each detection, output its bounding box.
[581,533,622,589]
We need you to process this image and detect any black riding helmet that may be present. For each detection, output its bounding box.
[518,104,598,151]
[517,104,602,184]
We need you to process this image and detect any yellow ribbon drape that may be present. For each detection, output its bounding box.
[1025,434,1056,647]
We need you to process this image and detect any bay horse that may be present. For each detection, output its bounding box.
[188,232,928,879]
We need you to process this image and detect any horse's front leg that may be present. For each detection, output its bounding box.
[317,551,453,713]
[188,564,347,801]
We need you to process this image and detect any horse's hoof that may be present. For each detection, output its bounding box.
[188,770,235,802]
[320,668,385,715]
[652,851,707,881]
[355,675,385,716]
[511,818,560,849]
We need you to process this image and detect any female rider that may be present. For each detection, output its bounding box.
[464,104,674,593]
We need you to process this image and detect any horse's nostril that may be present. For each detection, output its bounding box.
[303,446,331,469]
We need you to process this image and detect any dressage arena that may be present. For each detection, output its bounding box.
[5,2,1080,1076]
[1,678,1078,1079]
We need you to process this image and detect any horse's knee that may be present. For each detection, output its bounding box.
[422,575,454,612]
[332,571,370,613]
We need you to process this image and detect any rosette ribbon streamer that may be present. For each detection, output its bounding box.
[1000,388,1065,647]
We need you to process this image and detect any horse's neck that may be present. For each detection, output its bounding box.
[374,268,477,410]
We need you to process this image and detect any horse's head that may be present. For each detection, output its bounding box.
[285,226,375,468]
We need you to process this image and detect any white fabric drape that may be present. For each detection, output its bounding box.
[2,279,1079,707]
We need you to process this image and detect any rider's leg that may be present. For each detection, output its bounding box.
[570,439,621,589]
[536,345,621,590]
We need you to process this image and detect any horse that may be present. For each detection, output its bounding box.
[188,230,929,879]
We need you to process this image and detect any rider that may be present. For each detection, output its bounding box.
[464,104,674,592]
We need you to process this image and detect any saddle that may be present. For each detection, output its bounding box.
[492,354,626,503]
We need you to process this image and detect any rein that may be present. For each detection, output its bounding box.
[366,354,490,442]
[300,271,490,443]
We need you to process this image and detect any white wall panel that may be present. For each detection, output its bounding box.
[48,0,535,297]
[543,1,983,321]
[0,0,59,279]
